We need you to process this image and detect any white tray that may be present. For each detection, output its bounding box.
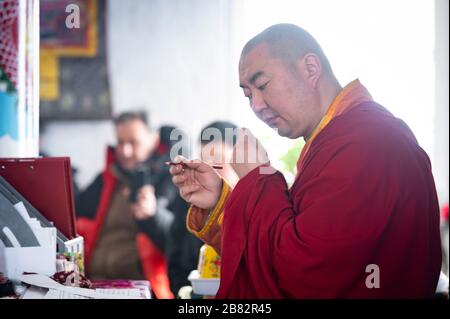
[188,270,220,296]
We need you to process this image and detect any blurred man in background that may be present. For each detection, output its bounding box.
[76,111,181,298]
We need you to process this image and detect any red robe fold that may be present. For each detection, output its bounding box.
[217,102,441,298]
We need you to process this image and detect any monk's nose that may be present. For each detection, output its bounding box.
[250,93,268,114]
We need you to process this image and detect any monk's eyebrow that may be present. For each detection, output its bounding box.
[249,71,264,85]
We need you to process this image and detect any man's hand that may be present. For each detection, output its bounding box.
[132,185,157,220]
[170,156,222,210]
[231,128,270,179]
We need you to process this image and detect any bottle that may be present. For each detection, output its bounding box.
[197,244,221,278]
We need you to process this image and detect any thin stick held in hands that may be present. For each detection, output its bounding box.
[165,161,223,170]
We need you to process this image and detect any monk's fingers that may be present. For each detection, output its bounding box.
[173,155,189,164]
[176,167,197,185]
[171,155,192,174]
[169,164,185,175]
[179,184,200,200]
[183,159,215,174]
[172,174,187,186]
[173,155,214,173]
[187,167,197,180]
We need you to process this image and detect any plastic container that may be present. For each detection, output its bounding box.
[188,270,220,296]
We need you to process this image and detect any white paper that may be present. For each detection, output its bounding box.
[21,286,49,299]
[19,274,143,299]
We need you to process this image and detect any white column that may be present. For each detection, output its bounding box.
[434,0,449,205]
[0,0,39,157]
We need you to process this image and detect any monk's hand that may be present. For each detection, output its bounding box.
[170,155,222,210]
[132,185,157,220]
[231,128,270,179]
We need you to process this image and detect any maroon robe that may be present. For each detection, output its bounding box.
[217,101,442,298]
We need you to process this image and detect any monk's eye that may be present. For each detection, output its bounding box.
[258,81,269,91]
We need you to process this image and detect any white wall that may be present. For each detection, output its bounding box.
[434,0,449,204]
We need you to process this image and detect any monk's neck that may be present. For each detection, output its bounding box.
[304,77,342,141]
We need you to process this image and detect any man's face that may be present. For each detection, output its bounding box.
[239,43,320,139]
[115,119,154,171]
[200,141,233,165]
[200,141,239,186]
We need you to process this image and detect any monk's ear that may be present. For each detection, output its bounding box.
[302,53,321,88]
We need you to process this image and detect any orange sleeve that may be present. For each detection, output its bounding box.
[186,181,231,255]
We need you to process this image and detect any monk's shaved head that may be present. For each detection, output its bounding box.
[241,23,333,74]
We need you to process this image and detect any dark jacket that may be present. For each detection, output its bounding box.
[166,201,203,295]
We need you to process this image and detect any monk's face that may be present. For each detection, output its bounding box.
[115,119,155,171]
[239,43,320,139]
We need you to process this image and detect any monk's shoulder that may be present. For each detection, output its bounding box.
[319,102,419,154]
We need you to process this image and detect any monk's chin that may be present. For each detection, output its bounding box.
[275,128,300,139]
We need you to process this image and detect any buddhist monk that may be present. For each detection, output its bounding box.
[170,24,442,298]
